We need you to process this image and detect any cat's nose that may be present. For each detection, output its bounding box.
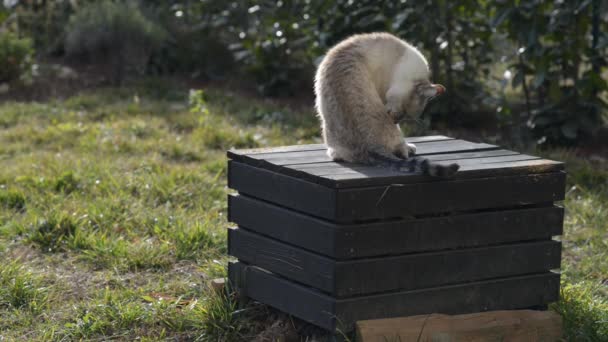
[432,84,446,95]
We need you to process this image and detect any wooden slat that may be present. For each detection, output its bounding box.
[229,262,560,331]
[228,227,336,293]
[228,160,338,218]
[229,160,566,221]
[228,148,563,189]
[253,139,497,166]
[228,194,336,257]
[287,149,520,172]
[228,262,336,330]
[323,159,564,187]
[227,135,453,160]
[294,154,540,177]
[228,194,564,259]
[356,310,563,342]
[228,227,561,297]
[335,171,566,221]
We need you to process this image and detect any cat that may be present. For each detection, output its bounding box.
[314,32,459,177]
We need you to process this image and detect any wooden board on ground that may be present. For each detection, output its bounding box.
[356,310,563,342]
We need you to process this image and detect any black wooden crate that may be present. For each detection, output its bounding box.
[226,135,565,331]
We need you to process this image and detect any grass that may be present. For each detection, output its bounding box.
[0,80,606,340]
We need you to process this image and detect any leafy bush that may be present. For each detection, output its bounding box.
[0,32,34,83]
[228,1,318,96]
[3,0,75,55]
[64,1,167,84]
[493,0,608,144]
[4,0,606,144]
[147,2,235,79]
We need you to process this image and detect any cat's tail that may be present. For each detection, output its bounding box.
[417,158,460,178]
[369,152,459,178]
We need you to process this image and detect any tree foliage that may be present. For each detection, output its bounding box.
[64,1,167,84]
[2,0,607,144]
[165,0,607,144]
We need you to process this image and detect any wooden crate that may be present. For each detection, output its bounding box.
[226,135,565,332]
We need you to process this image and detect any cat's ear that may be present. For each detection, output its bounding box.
[421,84,445,98]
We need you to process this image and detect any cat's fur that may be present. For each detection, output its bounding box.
[314,32,459,177]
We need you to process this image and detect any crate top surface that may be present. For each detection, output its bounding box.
[227,135,564,188]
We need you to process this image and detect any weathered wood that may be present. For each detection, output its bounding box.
[227,136,566,332]
[227,137,564,189]
[335,171,566,221]
[235,139,498,169]
[229,194,564,259]
[356,310,563,342]
[227,135,453,157]
[229,262,560,332]
[318,159,564,187]
[288,149,520,173]
[228,227,561,297]
[228,160,338,219]
[229,161,565,221]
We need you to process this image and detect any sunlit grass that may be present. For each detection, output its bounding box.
[0,83,318,340]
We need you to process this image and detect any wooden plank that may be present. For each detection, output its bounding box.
[228,194,564,259]
[335,240,560,297]
[227,135,453,161]
[323,159,564,187]
[337,272,561,332]
[228,160,338,218]
[228,262,335,330]
[228,227,336,293]
[228,194,336,257]
[356,310,563,342]
[228,161,565,221]
[227,137,564,189]
[228,227,561,297]
[334,171,566,221]
[229,151,563,190]
[229,261,560,331]
[287,149,520,173]
[253,140,497,166]
[295,154,541,177]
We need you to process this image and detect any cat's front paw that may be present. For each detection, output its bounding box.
[406,142,417,155]
[385,102,402,123]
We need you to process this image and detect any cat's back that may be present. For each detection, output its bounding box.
[318,33,406,79]
[315,33,408,103]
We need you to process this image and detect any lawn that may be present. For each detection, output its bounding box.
[0,81,606,341]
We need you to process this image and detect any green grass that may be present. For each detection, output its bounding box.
[0,83,319,341]
[542,150,608,341]
[0,81,606,340]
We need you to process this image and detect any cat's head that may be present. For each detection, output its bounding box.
[393,82,445,124]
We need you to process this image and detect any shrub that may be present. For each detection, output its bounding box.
[64,1,167,84]
[150,0,234,79]
[0,32,34,83]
